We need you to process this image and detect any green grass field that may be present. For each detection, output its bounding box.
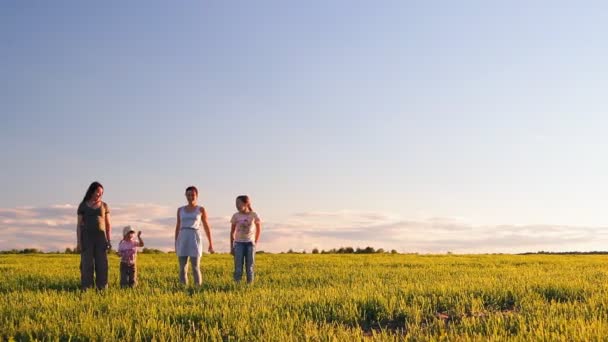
[2,253,608,341]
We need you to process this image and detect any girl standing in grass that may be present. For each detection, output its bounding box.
[175,186,214,285]
[117,225,144,288]
[230,195,261,283]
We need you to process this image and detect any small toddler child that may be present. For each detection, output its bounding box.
[117,225,144,288]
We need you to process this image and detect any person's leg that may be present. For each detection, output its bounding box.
[190,256,202,286]
[245,242,255,283]
[94,233,108,290]
[80,233,95,290]
[178,256,189,284]
[129,264,137,288]
[120,262,128,288]
[233,242,245,282]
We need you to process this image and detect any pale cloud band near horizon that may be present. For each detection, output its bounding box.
[1,204,607,254]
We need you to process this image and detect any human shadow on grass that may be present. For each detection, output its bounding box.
[0,277,82,293]
[299,299,407,337]
[2,277,254,294]
[182,282,242,295]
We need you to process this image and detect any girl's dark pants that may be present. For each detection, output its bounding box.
[120,262,137,288]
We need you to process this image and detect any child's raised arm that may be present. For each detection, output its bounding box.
[137,231,144,247]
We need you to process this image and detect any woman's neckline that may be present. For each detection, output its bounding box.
[86,201,101,209]
[184,205,198,213]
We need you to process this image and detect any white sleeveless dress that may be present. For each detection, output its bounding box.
[176,206,203,257]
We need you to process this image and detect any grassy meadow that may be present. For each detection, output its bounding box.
[2,253,608,341]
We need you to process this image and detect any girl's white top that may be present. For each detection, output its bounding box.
[231,211,261,243]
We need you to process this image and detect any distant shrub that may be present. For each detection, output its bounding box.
[141,248,165,254]
[309,246,387,254]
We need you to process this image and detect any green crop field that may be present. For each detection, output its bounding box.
[2,253,608,341]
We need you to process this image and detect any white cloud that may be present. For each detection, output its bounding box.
[0,205,607,253]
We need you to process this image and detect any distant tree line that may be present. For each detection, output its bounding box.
[0,248,46,254]
[4,248,608,255]
[283,247,399,254]
[0,247,167,255]
[0,247,400,255]
[520,251,608,255]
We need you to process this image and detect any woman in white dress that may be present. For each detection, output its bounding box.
[174,186,214,285]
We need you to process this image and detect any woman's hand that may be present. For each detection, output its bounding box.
[208,245,215,254]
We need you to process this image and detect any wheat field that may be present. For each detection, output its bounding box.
[2,253,608,341]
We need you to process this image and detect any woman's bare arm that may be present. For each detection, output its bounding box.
[201,207,214,253]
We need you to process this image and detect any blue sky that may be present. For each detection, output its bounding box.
[2,1,608,252]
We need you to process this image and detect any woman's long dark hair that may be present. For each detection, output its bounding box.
[82,181,103,204]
